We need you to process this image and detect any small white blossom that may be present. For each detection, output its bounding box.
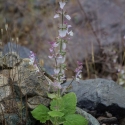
[54,68,60,74]
[52,82,62,89]
[65,14,71,20]
[121,69,125,74]
[53,42,59,47]
[59,25,72,37]
[59,1,66,9]
[68,30,73,36]
[62,42,66,50]
[59,29,67,37]
[54,14,60,18]
[48,55,54,59]
[57,55,66,64]
[34,64,39,72]
[76,77,80,82]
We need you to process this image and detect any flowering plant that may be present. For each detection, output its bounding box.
[31,1,88,125]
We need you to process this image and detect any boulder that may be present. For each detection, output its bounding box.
[0,74,11,101]
[64,78,125,118]
[3,42,31,59]
[15,73,49,97]
[27,96,50,109]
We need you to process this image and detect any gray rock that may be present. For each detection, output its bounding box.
[0,86,11,101]
[64,78,125,118]
[76,107,100,125]
[15,73,49,97]
[4,112,34,125]
[3,51,21,68]
[0,103,5,121]
[0,74,11,102]
[27,96,50,109]
[3,42,31,59]
[3,42,54,75]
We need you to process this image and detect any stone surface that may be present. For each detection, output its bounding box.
[64,78,125,118]
[27,96,50,109]
[15,71,48,97]
[0,86,11,102]
[0,74,8,86]
[76,107,100,125]
[0,103,5,121]
[0,74,11,102]
[3,51,21,68]
[3,42,31,59]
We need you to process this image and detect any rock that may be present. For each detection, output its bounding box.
[0,86,11,101]
[3,42,54,76]
[14,73,49,97]
[3,42,31,59]
[0,74,8,86]
[0,103,5,121]
[3,51,21,68]
[76,107,100,125]
[0,74,11,101]
[27,96,50,109]
[64,78,125,118]
[4,112,34,125]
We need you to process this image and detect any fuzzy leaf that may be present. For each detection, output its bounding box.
[31,104,50,123]
[64,114,88,125]
[50,98,64,111]
[47,93,57,99]
[62,92,77,115]
[48,111,64,117]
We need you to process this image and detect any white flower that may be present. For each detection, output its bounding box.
[59,25,72,37]
[59,29,67,37]
[59,1,66,9]
[49,48,53,52]
[61,69,65,74]
[29,51,35,65]
[62,42,66,50]
[121,69,125,74]
[67,25,72,28]
[119,79,124,85]
[53,42,59,47]
[50,81,62,89]
[57,55,66,64]
[54,14,60,18]
[48,55,54,59]
[29,59,34,65]
[68,30,73,36]
[34,64,39,72]
[65,14,71,20]
[54,68,60,74]
[75,70,82,82]
[76,77,80,82]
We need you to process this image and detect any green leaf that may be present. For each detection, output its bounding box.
[50,117,65,125]
[50,98,64,111]
[47,93,57,99]
[64,114,88,125]
[48,111,64,117]
[31,104,50,123]
[62,92,77,115]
